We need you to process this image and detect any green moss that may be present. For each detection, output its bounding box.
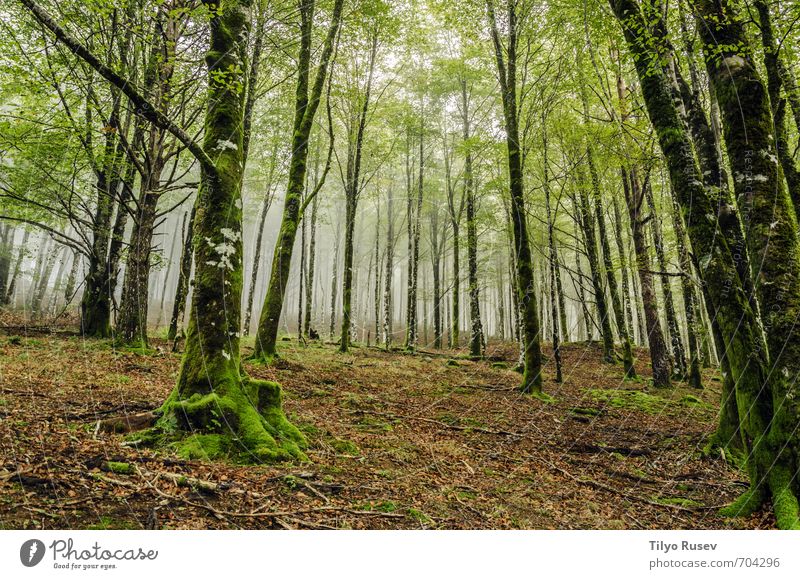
[174,434,230,460]
[570,407,601,417]
[529,390,555,403]
[357,500,397,513]
[149,369,307,464]
[679,394,706,406]
[768,465,800,529]
[719,487,765,518]
[355,415,393,433]
[116,341,157,356]
[105,461,134,475]
[330,437,360,455]
[588,388,671,415]
[407,507,433,525]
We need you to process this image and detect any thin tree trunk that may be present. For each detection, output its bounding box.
[577,173,615,363]
[304,193,319,338]
[253,0,343,361]
[383,187,394,349]
[167,206,195,343]
[645,182,686,377]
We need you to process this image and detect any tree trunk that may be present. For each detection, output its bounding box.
[243,189,274,336]
[155,0,305,462]
[117,189,159,347]
[670,192,702,389]
[484,0,548,394]
[64,248,80,304]
[543,127,562,381]
[329,226,339,339]
[5,229,30,305]
[383,187,394,349]
[577,173,615,363]
[645,183,686,377]
[589,149,636,376]
[755,0,800,222]
[252,0,343,362]
[694,0,800,528]
[0,224,13,303]
[304,193,319,337]
[462,80,483,360]
[430,206,443,349]
[339,34,377,353]
[167,207,195,343]
[621,167,672,387]
[611,194,635,343]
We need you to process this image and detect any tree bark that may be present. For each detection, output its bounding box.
[693,0,800,528]
[167,207,195,343]
[252,0,343,361]
[487,0,544,394]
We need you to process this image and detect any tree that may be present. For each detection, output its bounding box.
[486,0,544,396]
[20,0,305,461]
[252,0,344,363]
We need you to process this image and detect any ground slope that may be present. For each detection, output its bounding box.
[0,333,771,529]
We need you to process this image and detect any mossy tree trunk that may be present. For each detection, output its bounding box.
[444,130,464,348]
[644,183,686,378]
[117,189,160,347]
[543,136,562,382]
[158,0,305,461]
[487,0,544,396]
[4,229,30,305]
[243,193,271,335]
[621,167,672,387]
[21,0,307,461]
[304,192,319,338]
[755,0,800,221]
[252,0,343,362]
[340,33,377,353]
[610,0,795,527]
[612,194,636,344]
[0,224,12,302]
[461,78,484,358]
[573,221,593,341]
[670,193,703,389]
[577,172,615,363]
[80,140,121,338]
[372,203,381,343]
[404,120,424,351]
[692,0,800,528]
[430,205,443,349]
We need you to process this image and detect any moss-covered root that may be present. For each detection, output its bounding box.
[768,466,800,529]
[719,471,800,529]
[247,350,280,366]
[719,486,765,519]
[156,376,307,463]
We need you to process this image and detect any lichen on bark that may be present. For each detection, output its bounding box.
[147,0,306,463]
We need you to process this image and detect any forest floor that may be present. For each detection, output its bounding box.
[0,327,773,530]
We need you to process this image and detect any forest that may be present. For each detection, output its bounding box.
[0,0,799,531]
